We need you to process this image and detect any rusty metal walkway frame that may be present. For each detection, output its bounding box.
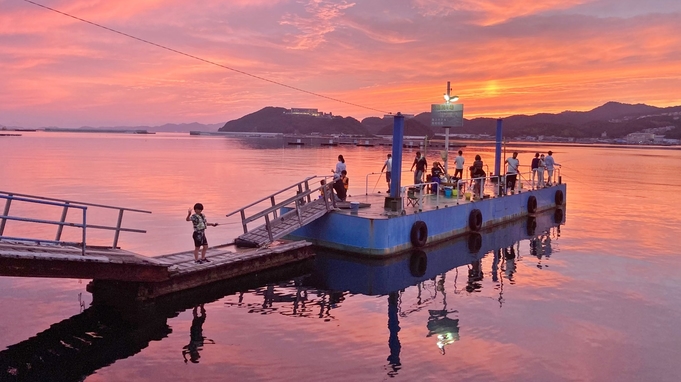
[225,176,336,248]
[0,191,150,255]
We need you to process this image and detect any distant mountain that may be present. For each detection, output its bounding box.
[219,107,372,136]
[423,102,681,139]
[37,122,224,133]
[18,101,675,138]
[148,122,224,132]
[360,117,387,134]
[376,118,435,137]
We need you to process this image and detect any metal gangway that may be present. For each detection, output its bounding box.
[0,190,151,256]
[226,176,336,248]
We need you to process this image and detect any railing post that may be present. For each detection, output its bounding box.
[297,184,304,206]
[295,199,303,226]
[55,202,69,242]
[112,208,124,249]
[0,195,12,236]
[82,207,87,256]
[304,180,311,203]
[240,210,248,234]
[329,184,337,208]
[264,214,274,243]
[270,196,278,219]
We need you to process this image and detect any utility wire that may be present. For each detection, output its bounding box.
[21,0,392,115]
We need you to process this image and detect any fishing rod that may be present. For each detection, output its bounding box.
[372,172,383,193]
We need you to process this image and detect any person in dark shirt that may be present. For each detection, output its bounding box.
[531,153,540,189]
[410,151,428,185]
[470,155,485,199]
[333,175,347,201]
[431,161,445,178]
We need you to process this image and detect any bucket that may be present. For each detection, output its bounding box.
[350,201,360,213]
[444,187,452,197]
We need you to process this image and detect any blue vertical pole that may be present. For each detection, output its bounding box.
[390,113,404,198]
[494,118,502,180]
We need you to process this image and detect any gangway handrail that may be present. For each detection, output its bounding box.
[227,176,336,243]
[0,192,149,254]
[225,175,319,218]
[0,190,151,214]
[242,186,321,225]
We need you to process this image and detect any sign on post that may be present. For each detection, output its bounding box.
[431,103,464,127]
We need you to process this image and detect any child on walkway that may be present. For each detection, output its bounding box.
[186,203,218,264]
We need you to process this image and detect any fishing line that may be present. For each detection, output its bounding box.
[551,163,591,186]
[207,220,244,228]
[20,0,392,115]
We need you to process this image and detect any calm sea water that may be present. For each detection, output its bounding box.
[1,132,681,381]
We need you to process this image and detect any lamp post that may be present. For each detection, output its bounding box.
[431,82,463,177]
[442,82,459,175]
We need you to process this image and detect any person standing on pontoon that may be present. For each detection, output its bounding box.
[505,152,520,195]
[471,155,485,199]
[381,153,392,193]
[410,151,428,185]
[332,155,346,181]
[544,151,560,186]
[454,150,465,179]
[537,154,546,188]
[531,153,540,189]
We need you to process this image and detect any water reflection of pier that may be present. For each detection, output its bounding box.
[306,207,563,375]
[0,208,563,381]
[0,261,314,381]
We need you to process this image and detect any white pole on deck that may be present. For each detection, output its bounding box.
[445,82,451,174]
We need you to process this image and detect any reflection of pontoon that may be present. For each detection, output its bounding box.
[306,208,564,295]
[305,208,564,368]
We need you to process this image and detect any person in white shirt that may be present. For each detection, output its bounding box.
[332,154,346,181]
[505,152,520,194]
[381,154,392,193]
[537,154,546,187]
[544,151,560,186]
[454,150,465,179]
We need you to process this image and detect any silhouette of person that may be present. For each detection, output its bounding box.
[466,260,483,292]
[386,292,402,377]
[503,246,516,283]
[182,304,215,364]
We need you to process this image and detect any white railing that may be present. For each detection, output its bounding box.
[512,165,562,191]
[364,170,412,195]
[225,176,335,237]
[0,191,150,255]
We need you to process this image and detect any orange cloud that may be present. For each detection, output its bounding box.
[1,0,680,127]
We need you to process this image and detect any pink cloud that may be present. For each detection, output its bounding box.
[1,0,680,127]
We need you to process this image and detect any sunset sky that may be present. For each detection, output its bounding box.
[2,0,680,128]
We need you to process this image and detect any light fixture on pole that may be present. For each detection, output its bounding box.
[431,82,464,178]
[442,82,458,175]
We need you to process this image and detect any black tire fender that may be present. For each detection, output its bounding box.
[467,233,482,253]
[554,208,564,224]
[410,220,428,247]
[555,190,565,206]
[409,250,428,277]
[527,195,538,214]
[526,216,537,236]
[469,209,483,232]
